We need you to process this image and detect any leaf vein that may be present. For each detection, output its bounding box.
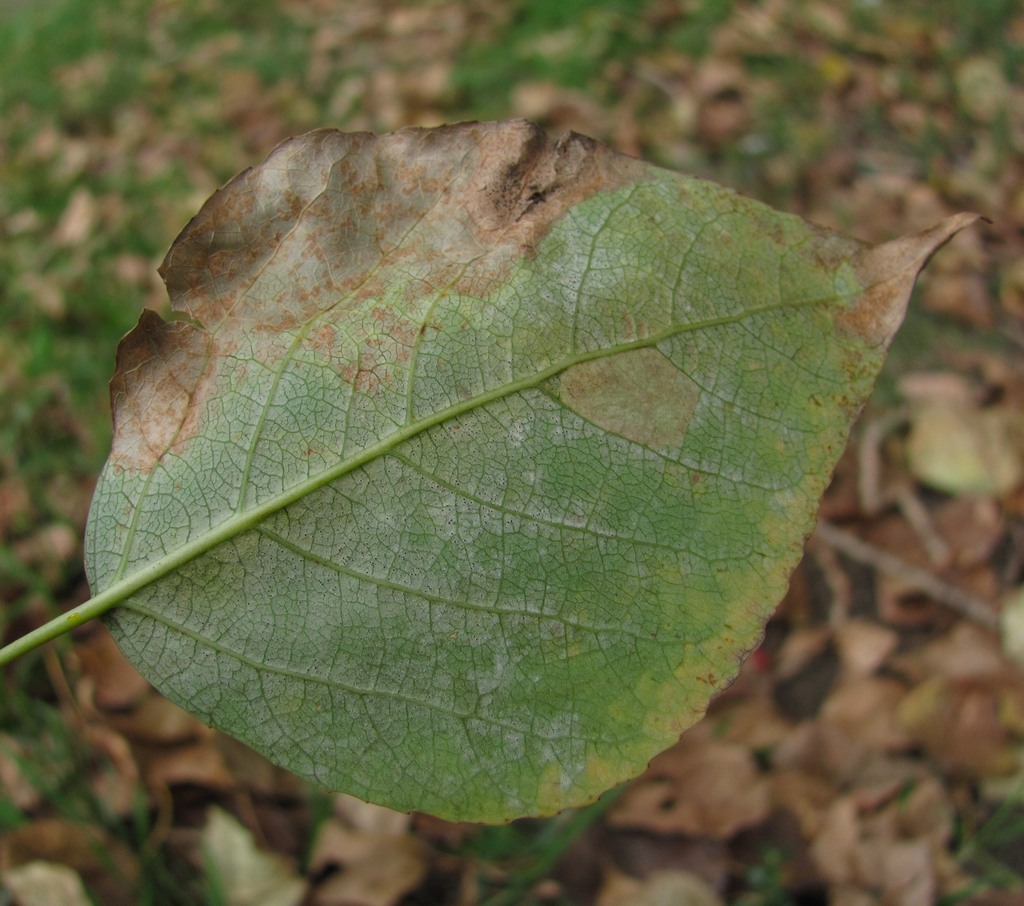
[256,523,657,642]
[125,597,593,739]
[388,448,684,554]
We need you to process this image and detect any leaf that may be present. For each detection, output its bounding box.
[608,734,770,838]
[81,120,974,821]
[0,862,93,906]
[306,814,429,906]
[596,869,724,906]
[906,400,1024,497]
[201,807,307,906]
[1001,585,1024,668]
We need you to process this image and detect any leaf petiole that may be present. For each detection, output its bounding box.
[0,592,120,666]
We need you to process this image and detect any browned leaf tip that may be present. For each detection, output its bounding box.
[845,213,980,347]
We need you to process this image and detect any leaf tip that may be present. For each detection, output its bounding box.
[846,212,981,347]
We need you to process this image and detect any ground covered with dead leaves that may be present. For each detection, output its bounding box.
[2,1,1024,904]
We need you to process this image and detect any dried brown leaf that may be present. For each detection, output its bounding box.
[53,188,96,247]
[142,740,234,791]
[610,736,770,839]
[769,768,837,838]
[0,861,92,906]
[108,691,203,744]
[771,721,870,786]
[833,619,899,680]
[853,837,935,906]
[0,735,41,812]
[820,676,912,753]
[201,807,307,906]
[596,869,723,906]
[898,675,1021,777]
[0,819,138,905]
[907,401,1024,497]
[308,818,428,906]
[707,695,795,750]
[74,628,150,711]
[811,796,861,885]
[893,622,1010,682]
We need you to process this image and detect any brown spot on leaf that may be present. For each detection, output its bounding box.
[108,310,212,473]
[112,121,643,474]
[558,347,700,451]
[158,120,642,333]
[306,324,337,356]
[368,306,419,365]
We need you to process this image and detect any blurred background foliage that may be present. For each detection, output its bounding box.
[1,1,1023,904]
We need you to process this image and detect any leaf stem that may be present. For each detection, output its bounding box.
[0,293,870,669]
[0,592,118,666]
[1,302,785,666]
[815,519,999,631]
[0,543,195,665]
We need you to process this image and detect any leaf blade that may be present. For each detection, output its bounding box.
[82,121,974,820]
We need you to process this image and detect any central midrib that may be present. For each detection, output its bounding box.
[91,294,827,619]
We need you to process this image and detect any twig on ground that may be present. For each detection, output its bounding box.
[815,519,1000,632]
[893,485,952,567]
[857,407,909,516]
[805,532,852,625]
[1001,521,1024,588]
[1000,318,1024,354]
[856,407,951,565]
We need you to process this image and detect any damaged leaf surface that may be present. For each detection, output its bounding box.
[84,120,973,821]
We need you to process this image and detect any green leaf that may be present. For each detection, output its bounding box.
[77,120,971,821]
